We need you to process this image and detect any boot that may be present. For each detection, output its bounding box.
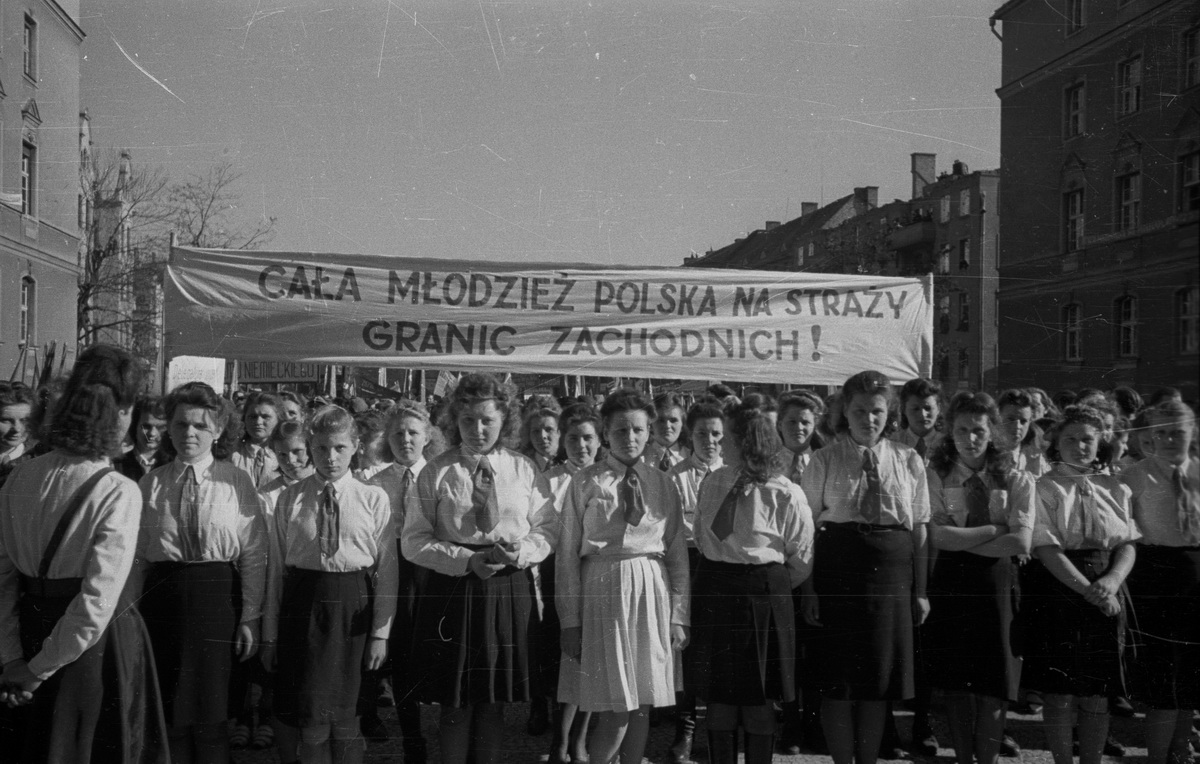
[707,730,738,764]
[669,710,696,764]
[743,732,776,764]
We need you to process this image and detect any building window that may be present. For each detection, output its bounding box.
[19,277,34,346]
[1115,296,1138,357]
[958,238,971,270]
[1064,83,1085,139]
[957,348,970,380]
[937,245,951,275]
[1178,287,1199,354]
[938,295,951,334]
[20,142,35,217]
[1117,56,1142,116]
[1064,303,1083,360]
[937,348,950,379]
[1185,26,1199,90]
[1116,172,1140,232]
[1066,0,1084,34]
[23,15,36,81]
[939,197,950,223]
[958,293,970,331]
[958,189,970,217]
[1064,189,1085,251]
[1180,151,1200,214]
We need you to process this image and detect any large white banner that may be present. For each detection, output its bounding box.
[164,247,932,386]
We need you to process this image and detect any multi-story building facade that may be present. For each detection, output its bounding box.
[686,154,1001,393]
[992,0,1199,400]
[0,1,83,382]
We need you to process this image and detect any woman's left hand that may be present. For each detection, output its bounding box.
[913,595,931,625]
[0,660,40,707]
[364,637,388,671]
[235,621,260,661]
[671,624,690,651]
[1084,574,1119,607]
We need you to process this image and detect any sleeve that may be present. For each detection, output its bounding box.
[401,465,474,577]
[136,472,156,561]
[234,473,269,624]
[1006,472,1037,531]
[783,485,815,589]
[908,451,931,525]
[799,450,828,518]
[555,476,586,630]
[369,488,399,640]
[927,471,949,524]
[1032,479,1065,549]
[27,478,142,680]
[692,478,717,562]
[261,488,289,643]
[515,465,558,569]
[1117,483,1142,543]
[662,477,690,627]
[0,487,20,665]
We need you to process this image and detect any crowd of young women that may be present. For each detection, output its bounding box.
[0,348,1195,764]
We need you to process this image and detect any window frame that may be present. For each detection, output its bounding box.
[1115,295,1138,358]
[958,237,971,270]
[23,14,37,82]
[1064,303,1083,361]
[1066,0,1085,36]
[1184,26,1199,91]
[1116,171,1140,233]
[1117,55,1142,117]
[20,141,35,217]
[19,276,34,346]
[1064,81,1086,140]
[1178,287,1199,355]
[1179,151,1200,215]
[957,292,970,331]
[1063,188,1085,252]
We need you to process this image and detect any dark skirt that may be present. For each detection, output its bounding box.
[1126,544,1200,709]
[274,567,373,727]
[1020,549,1127,697]
[685,557,796,705]
[808,522,915,701]
[390,547,426,703]
[17,575,169,764]
[925,551,1021,701]
[410,562,537,708]
[139,561,238,727]
[531,553,561,697]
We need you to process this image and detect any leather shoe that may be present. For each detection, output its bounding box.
[999,732,1020,757]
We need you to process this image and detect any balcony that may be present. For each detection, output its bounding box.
[887,220,936,252]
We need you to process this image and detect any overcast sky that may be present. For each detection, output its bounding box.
[80,0,1001,266]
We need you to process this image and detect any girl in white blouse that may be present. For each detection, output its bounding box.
[1121,400,1199,764]
[800,370,930,764]
[557,389,689,764]
[402,373,556,764]
[1025,405,1139,764]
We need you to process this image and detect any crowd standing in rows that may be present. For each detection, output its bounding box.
[0,346,1196,764]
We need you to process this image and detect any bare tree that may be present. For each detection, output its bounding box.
[168,161,277,250]
[78,153,277,349]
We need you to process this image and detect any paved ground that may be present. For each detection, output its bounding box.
[232,701,1192,763]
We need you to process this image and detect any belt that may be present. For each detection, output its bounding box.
[18,574,83,599]
[824,520,907,534]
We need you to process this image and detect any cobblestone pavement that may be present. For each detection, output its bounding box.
[232,701,1175,764]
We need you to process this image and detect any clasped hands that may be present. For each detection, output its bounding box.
[468,543,520,579]
[0,659,40,708]
[1082,574,1122,617]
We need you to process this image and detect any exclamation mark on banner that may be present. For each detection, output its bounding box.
[811,325,822,361]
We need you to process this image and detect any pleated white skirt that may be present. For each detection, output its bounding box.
[557,555,676,712]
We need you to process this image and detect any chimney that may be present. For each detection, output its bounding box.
[854,186,879,210]
[911,152,936,199]
[765,221,780,230]
[800,202,818,218]
[952,160,968,176]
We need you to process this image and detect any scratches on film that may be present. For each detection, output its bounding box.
[111,35,185,104]
[480,0,502,73]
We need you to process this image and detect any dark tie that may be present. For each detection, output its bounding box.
[1075,477,1099,543]
[179,465,201,561]
[472,457,500,533]
[399,467,415,509]
[658,449,673,472]
[915,437,928,460]
[860,450,883,524]
[964,473,991,527]
[790,452,805,483]
[1175,465,1200,545]
[710,473,746,541]
[253,448,267,486]
[320,483,341,557]
[620,466,646,526]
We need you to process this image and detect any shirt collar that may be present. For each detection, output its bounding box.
[396,458,426,480]
[689,453,721,473]
[357,461,392,481]
[322,470,356,495]
[606,452,639,475]
[176,451,215,481]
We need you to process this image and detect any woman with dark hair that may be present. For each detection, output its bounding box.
[0,382,36,490]
[402,372,556,764]
[0,344,169,763]
[995,389,1050,478]
[1024,405,1139,764]
[778,390,826,484]
[137,381,268,764]
[800,370,930,764]
[232,392,284,488]
[115,394,170,482]
[925,392,1034,764]
[687,396,814,764]
[645,392,691,472]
